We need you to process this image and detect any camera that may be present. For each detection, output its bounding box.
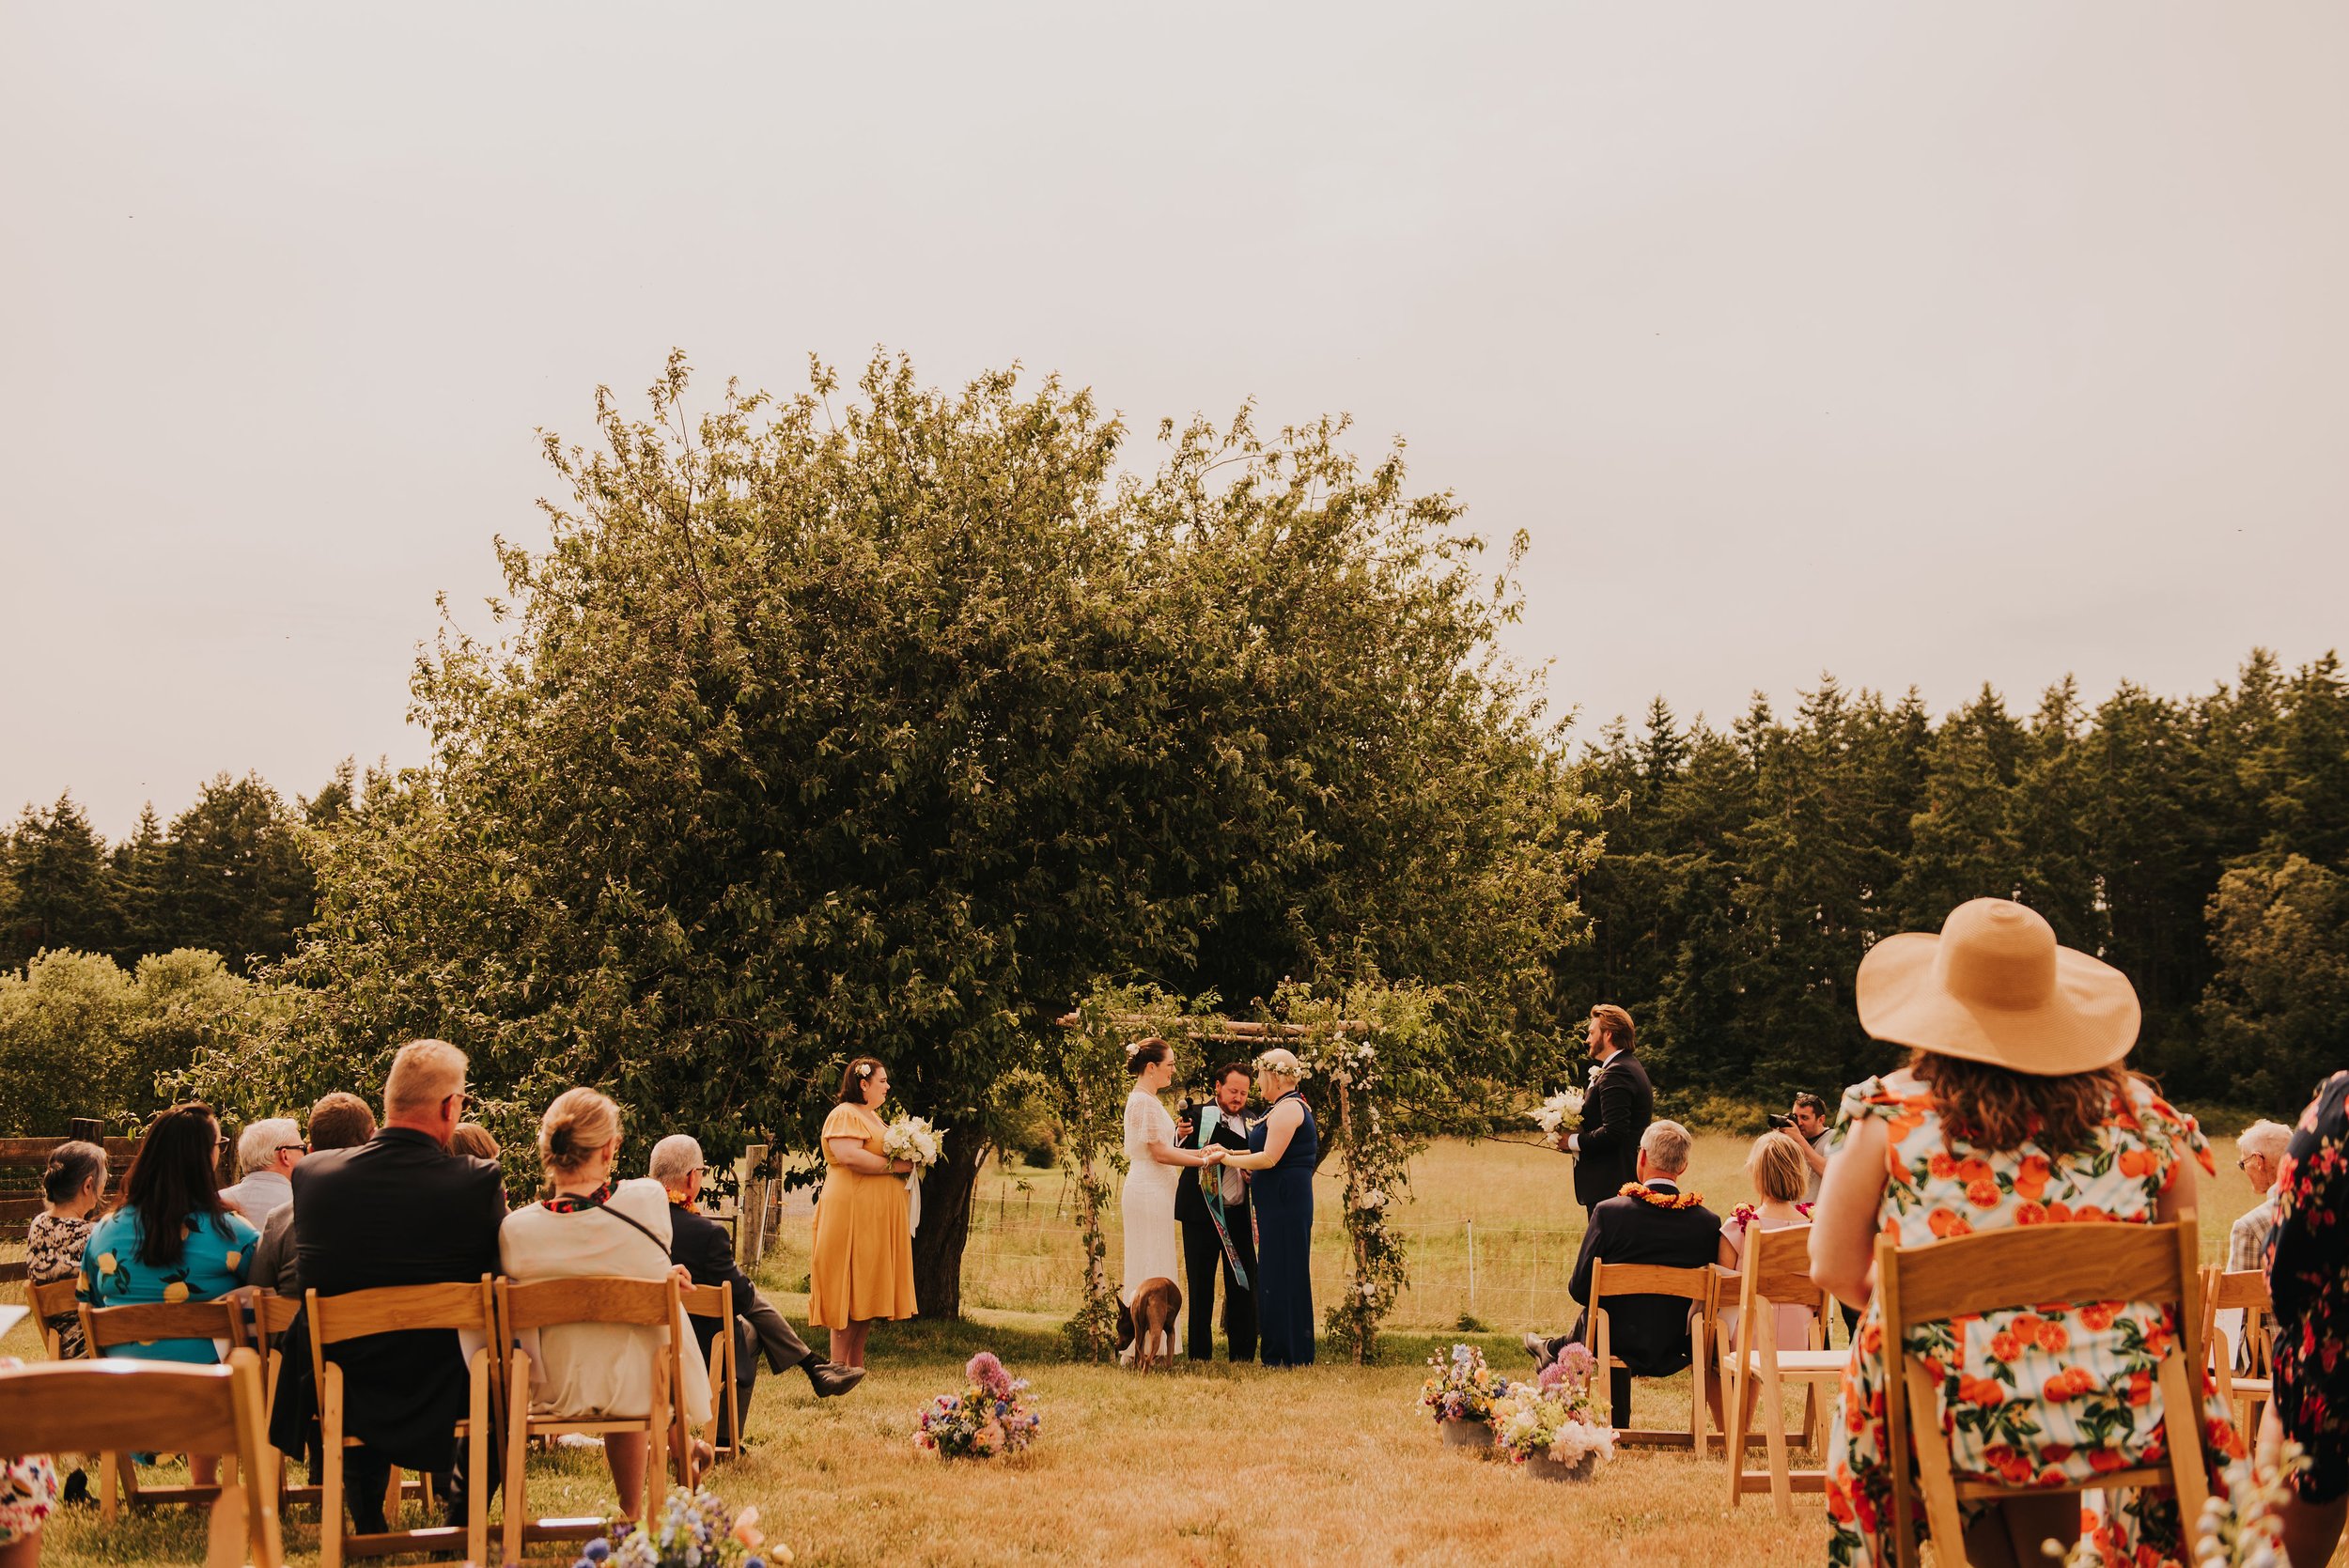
[1766,1112,1796,1130]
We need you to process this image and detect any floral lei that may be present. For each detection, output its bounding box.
[1619,1182,1706,1210]
[1729,1201,1814,1231]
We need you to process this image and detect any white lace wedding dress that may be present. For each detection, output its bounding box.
[1120,1088,1182,1305]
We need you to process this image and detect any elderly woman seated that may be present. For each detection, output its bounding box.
[499,1088,711,1516]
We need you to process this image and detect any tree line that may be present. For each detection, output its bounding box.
[0,766,352,974]
[1556,653,2349,1115]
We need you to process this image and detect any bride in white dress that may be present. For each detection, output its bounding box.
[1121,1038,1226,1304]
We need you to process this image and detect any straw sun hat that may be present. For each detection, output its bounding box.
[1856,897,2139,1077]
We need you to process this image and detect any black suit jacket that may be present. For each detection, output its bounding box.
[1567,1181,1720,1376]
[669,1202,758,1363]
[267,1127,506,1467]
[1572,1050,1654,1209]
[1173,1106,1252,1227]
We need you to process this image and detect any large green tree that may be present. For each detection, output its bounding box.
[228,354,1588,1314]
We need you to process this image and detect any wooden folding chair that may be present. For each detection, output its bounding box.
[1588,1259,1717,1453]
[306,1277,500,1568]
[228,1288,324,1518]
[678,1281,740,1474]
[498,1275,691,1560]
[78,1296,248,1520]
[0,1348,286,1568]
[1876,1218,2211,1568]
[2200,1267,2274,1446]
[1718,1223,1843,1515]
[26,1276,80,1358]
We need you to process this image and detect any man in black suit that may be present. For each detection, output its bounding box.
[1529,1120,1719,1430]
[269,1039,506,1534]
[648,1134,863,1416]
[1563,1003,1653,1213]
[1173,1063,1257,1363]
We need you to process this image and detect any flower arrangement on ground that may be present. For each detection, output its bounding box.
[1532,1089,1586,1149]
[1487,1343,1615,1474]
[913,1351,1042,1458]
[2050,1442,2303,1568]
[571,1487,784,1568]
[1420,1343,1510,1425]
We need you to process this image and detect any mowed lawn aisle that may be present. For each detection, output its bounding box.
[6,1129,2263,1567]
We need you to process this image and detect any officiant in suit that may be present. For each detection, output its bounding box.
[1562,1003,1653,1214]
[1174,1062,1257,1363]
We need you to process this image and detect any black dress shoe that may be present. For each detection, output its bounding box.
[804,1360,866,1397]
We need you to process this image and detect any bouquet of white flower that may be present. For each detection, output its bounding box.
[1531,1089,1586,1149]
[883,1115,943,1236]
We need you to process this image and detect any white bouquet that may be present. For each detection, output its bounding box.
[1531,1088,1586,1149]
[883,1115,943,1237]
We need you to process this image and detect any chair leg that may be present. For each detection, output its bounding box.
[319,1372,345,1568]
[465,1358,489,1568]
[2155,1356,2212,1525]
[1903,1360,1969,1564]
[1726,1355,1752,1508]
[504,1354,528,1559]
[1761,1358,1794,1520]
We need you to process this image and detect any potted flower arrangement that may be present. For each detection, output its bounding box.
[1420,1343,1510,1450]
[1489,1343,1615,1482]
[913,1351,1042,1459]
[570,1486,784,1568]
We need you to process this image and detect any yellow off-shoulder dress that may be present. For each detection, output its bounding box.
[809,1102,917,1328]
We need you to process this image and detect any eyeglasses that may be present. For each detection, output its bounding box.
[277,1142,309,1155]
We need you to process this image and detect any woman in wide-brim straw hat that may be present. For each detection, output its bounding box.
[1809,898,2243,1568]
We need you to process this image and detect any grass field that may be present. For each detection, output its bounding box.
[4,1126,2279,1566]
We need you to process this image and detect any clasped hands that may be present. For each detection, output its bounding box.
[1197,1145,1230,1165]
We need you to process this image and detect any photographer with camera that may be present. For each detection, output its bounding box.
[1769,1093,1833,1203]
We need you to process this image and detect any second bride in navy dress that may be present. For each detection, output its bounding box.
[1220,1048,1318,1366]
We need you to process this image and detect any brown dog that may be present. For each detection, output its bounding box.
[1115,1277,1183,1371]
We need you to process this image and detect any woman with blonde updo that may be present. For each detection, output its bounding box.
[1218,1048,1319,1366]
[809,1058,918,1369]
[499,1087,710,1516]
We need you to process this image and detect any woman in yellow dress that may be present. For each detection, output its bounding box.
[810,1057,918,1367]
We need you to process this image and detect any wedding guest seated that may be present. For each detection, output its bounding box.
[1705,1128,1816,1429]
[0,1357,59,1566]
[501,1089,712,1517]
[80,1102,258,1489]
[218,1116,303,1226]
[1528,1119,1719,1429]
[248,1092,378,1296]
[648,1133,863,1414]
[2262,1072,2349,1568]
[269,1041,506,1534]
[449,1121,501,1162]
[28,1140,108,1358]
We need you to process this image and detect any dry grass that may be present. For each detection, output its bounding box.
[4,1127,2272,1566]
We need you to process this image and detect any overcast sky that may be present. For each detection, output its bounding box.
[5,4,2344,836]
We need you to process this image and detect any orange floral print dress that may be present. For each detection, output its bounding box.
[1824,1074,2244,1568]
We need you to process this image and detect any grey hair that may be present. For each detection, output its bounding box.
[237,1117,300,1177]
[648,1133,705,1189]
[2238,1120,2293,1164]
[1640,1119,1693,1176]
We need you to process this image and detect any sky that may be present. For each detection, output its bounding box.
[4,4,2344,836]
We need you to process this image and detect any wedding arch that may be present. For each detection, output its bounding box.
[1054,975,1440,1364]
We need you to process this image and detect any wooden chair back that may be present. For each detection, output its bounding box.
[1720,1223,1839,1515]
[0,1348,285,1567]
[28,1277,81,1358]
[2200,1266,2275,1444]
[1588,1258,1717,1453]
[677,1280,739,1472]
[76,1296,249,1520]
[496,1275,689,1559]
[304,1277,500,1568]
[1875,1219,2209,1568]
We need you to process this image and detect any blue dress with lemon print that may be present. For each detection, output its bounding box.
[77,1206,258,1362]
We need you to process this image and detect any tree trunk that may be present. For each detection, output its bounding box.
[911,1134,986,1319]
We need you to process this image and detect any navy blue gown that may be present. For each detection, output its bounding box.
[1248,1090,1318,1367]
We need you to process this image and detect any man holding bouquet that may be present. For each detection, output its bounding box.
[1174,1063,1258,1362]
[1559,1004,1652,1216]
